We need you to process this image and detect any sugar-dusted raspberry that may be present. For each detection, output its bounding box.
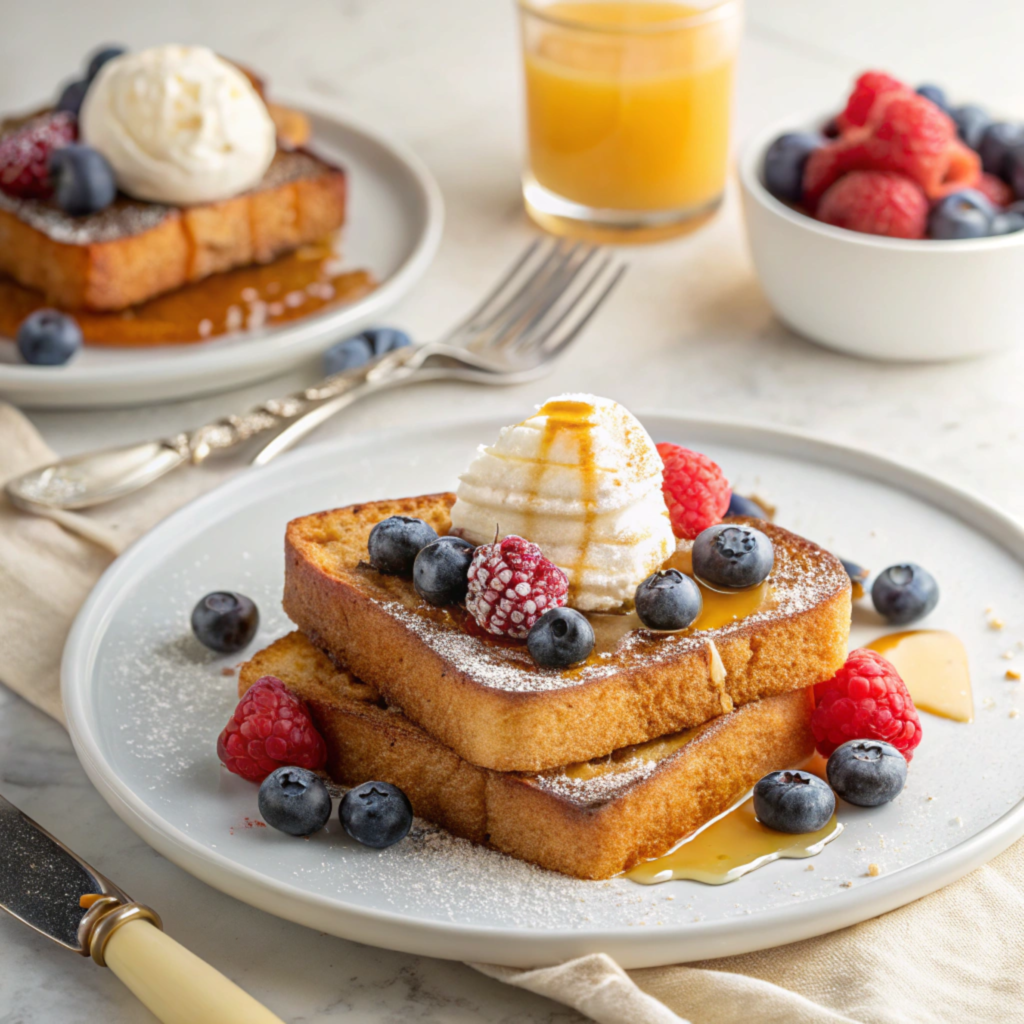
[0,112,77,199]
[657,443,731,540]
[975,170,1013,207]
[817,170,928,239]
[836,71,909,132]
[812,649,923,762]
[466,535,568,639]
[217,676,327,783]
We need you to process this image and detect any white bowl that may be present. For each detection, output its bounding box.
[738,115,1024,361]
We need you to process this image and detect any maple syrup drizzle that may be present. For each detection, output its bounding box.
[626,795,843,885]
[867,630,974,723]
[0,243,375,348]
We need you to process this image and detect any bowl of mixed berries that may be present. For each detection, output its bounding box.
[739,71,1024,361]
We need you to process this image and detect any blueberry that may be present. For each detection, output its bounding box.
[339,781,413,848]
[871,563,939,624]
[991,211,1024,235]
[191,591,259,653]
[413,536,474,605]
[952,104,991,151]
[726,493,768,519]
[753,770,835,834]
[822,117,841,139]
[927,190,994,239]
[527,607,595,668]
[763,132,823,204]
[635,569,703,631]
[826,739,907,808]
[258,767,332,836]
[323,335,373,375]
[49,145,117,216]
[692,524,774,590]
[367,516,438,576]
[364,327,412,355]
[16,310,82,366]
[840,558,869,600]
[1005,152,1024,203]
[915,84,949,113]
[56,79,89,117]
[978,122,1024,179]
[85,45,126,82]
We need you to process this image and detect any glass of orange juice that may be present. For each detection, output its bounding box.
[518,0,742,242]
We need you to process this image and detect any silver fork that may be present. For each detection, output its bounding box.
[6,239,627,514]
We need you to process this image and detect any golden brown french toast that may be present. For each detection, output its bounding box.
[282,494,851,773]
[240,631,816,879]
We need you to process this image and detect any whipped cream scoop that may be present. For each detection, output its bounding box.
[451,394,675,611]
[81,45,277,206]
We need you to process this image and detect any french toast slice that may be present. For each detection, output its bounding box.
[283,494,851,773]
[240,631,816,880]
[0,146,346,312]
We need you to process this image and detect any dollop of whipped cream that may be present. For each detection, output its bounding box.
[450,395,675,612]
[80,45,276,205]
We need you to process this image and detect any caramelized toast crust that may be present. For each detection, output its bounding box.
[240,632,816,879]
[283,494,851,773]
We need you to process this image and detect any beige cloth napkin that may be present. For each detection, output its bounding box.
[3,402,1023,1024]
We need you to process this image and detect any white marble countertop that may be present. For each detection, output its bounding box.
[4,0,1024,1020]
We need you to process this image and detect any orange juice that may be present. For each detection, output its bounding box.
[521,1,739,225]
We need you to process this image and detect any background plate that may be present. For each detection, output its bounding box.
[62,415,1024,968]
[0,98,443,409]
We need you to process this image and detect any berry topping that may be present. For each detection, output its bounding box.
[86,45,127,82]
[763,132,823,203]
[0,112,77,199]
[465,535,569,639]
[656,443,731,540]
[871,563,939,624]
[826,739,908,807]
[753,770,835,834]
[975,172,1013,209]
[367,516,438,576]
[930,141,982,200]
[927,190,995,239]
[16,310,82,366]
[413,536,474,605]
[817,170,928,239]
[323,327,411,376]
[837,71,908,132]
[991,210,1024,236]
[634,570,702,631]
[812,649,923,761]
[217,677,327,783]
[692,523,774,590]
[915,84,950,114]
[952,104,991,151]
[726,493,768,519]
[191,591,259,653]
[339,781,413,848]
[56,79,89,118]
[258,766,332,836]
[50,144,116,216]
[977,122,1024,178]
[527,607,595,668]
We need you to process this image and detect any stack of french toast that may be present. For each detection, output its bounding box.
[238,398,852,879]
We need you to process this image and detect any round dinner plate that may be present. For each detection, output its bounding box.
[0,97,443,409]
[63,414,1024,968]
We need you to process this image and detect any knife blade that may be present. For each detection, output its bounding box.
[0,793,286,1024]
[0,793,128,952]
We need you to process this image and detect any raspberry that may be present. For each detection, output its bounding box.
[656,443,731,540]
[975,171,1013,207]
[817,170,928,239]
[217,676,326,783]
[812,649,923,762]
[927,142,982,200]
[0,112,77,199]
[466,535,568,639]
[836,71,909,132]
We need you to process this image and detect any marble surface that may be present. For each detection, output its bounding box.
[3,0,1024,1020]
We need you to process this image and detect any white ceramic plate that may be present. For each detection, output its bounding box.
[62,415,1024,968]
[0,97,443,409]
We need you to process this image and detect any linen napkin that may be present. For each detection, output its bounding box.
[3,401,1023,1024]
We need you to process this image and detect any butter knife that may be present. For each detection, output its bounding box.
[0,793,285,1024]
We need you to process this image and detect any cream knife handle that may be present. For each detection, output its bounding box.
[103,918,286,1024]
